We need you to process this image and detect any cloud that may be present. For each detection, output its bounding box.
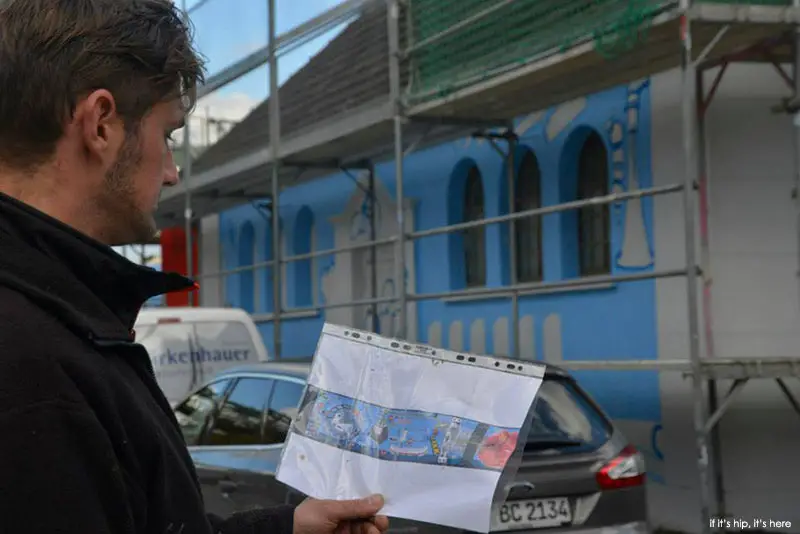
[166,1,350,155]
[171,90,263,149]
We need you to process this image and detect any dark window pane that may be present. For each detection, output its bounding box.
[174,379,231,446]
[524,378,612,456]
[577,133,610,276]
[464,166,486,287]
[264,380,305,445]
[514,152,543,283]
[206,378,273,446]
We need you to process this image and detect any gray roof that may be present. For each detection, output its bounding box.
[191,0,393,176]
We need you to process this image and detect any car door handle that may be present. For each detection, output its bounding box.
[505,481,535,494]
[218,479,238,494]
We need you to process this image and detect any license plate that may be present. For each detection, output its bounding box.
[491,497,572,531]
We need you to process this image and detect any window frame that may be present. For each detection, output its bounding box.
[263,377,308,446]
[576,132,611,277]
[174,377,234,447]
[513,151,544,283]
[260,218,285,314]
[463,165,487,288]
[202,376,276,447]
[292,206,316,309]
[237,222,257,312]
[185,372,308,451]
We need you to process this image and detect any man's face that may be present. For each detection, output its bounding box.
[94,99,183,246]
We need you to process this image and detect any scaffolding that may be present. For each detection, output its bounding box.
[158,1,800,532]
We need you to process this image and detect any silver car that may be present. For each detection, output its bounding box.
[172,361,649,533]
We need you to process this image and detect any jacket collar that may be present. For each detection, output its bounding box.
[0,192,196,342]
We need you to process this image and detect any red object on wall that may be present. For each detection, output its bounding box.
[160,226,199,307]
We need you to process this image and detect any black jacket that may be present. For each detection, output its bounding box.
[0,192,295,534]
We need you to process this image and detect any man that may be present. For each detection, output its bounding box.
[0,1,390,533]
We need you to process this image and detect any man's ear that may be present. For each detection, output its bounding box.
[73,89,123,161]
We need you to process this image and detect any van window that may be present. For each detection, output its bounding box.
[174,379,231,446]
[524,378,613,455]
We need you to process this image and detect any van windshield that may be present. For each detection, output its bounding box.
[523,377,612,455]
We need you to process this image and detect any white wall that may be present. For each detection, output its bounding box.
[651,63,800,532]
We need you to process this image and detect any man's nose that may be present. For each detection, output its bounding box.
[164,150,180,186]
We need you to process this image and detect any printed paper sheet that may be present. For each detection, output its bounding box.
[276,323,545,532]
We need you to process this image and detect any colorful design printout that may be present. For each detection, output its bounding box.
[292,385,521,471]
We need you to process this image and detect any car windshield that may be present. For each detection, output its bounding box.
[524,377,612,455]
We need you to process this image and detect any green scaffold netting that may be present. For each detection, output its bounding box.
[406,0,793,104]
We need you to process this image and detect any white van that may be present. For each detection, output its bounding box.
[134,307,270,405]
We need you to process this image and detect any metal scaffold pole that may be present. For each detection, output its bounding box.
[793,1,800,360]
[268,0,283,358]
[387,0,407,339]
[183,140,194,289]
[368,161,380,333]
[181,0,194,294]
[679,1,711,532]
[696,58,726,522]
[505,126,519,358]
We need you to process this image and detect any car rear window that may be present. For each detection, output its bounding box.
[524,377,612,455]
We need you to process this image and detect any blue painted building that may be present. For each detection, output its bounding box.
[165,0,800,522]
[183,54,800,528]
[214,80,661,448]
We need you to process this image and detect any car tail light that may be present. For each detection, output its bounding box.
[596,444,646,490]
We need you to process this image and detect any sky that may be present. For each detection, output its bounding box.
[170,0,351,148]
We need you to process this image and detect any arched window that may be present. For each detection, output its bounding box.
[238,222,256,312]
[577,132,610,276]
[293,207,314,308]
[262,226,274,314]
[514,151,543,283]
[464,166,486,288]
[262,220,287,314]
[279,225,288,310]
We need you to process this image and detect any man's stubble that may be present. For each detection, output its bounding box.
[98,129,158,247]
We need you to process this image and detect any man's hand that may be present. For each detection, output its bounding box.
[294,494,390,534]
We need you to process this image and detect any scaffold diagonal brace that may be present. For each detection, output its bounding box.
[775,378,800,418]
[704,379,747,435]
[696,26,730,66]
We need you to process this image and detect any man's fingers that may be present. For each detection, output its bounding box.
[372,515,390,532]
[360,523,380,534]
[334,516,386,534]
[358,520,385,534]
[325,494,385,520]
